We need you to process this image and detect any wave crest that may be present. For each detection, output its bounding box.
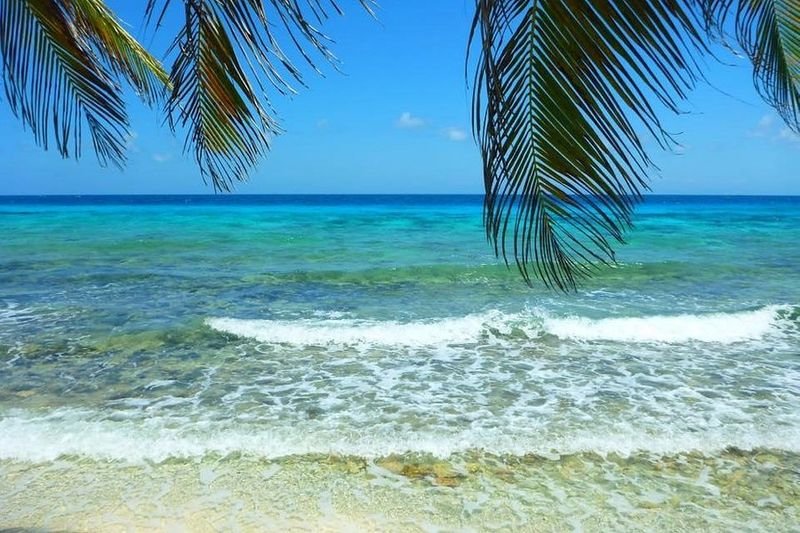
[207,305,793,346]
[1,412,798,463]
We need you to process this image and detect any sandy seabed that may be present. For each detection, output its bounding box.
[1,450,798,532]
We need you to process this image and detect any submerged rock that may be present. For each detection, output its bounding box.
[373,457,465,487]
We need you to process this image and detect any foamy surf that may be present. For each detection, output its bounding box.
[206,313,502,347]
[1,411,798,463]
[207,305,793,346]
[543,305,790,343]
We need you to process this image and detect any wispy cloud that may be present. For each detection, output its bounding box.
[749,114,775,138]
[443,127,467,142]
[750,113,800,145]
[316,118,330,129]
[396,112,425,129]
[777,126,800,143]
[152,152,172,163]
[124,131,139,152]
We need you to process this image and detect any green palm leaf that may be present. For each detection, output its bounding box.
[702,0,800,131]
[0,0,169,167]
[1,0,127,166]
[470,0,708,290]
[70,0,171,105]
[148,0,376,191]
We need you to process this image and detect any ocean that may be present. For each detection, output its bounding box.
[1,195,798,531]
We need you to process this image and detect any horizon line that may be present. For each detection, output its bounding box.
[2,193,800,197]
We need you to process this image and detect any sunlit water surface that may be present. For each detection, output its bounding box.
[1,195,799,531]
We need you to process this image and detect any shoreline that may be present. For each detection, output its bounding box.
[2,449,797,531]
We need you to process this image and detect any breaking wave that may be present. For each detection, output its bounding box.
[207,305,794,346]
[1,410,798,463]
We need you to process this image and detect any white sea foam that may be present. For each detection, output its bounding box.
[4,305,798,464]
[206,313,502,347]
[207,305,793,346]
[0,410,798,463]
[542,305,789,343]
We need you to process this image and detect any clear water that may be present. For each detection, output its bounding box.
[1,195,799,531]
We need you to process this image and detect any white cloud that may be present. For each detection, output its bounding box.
[746,114,800,146]
[748,114,775,138]
[757,114,774,130]
[124,131,139,152]
[443,127,467,142]
[316,118,330,129]
[396,112,425,129]
[777,127,800,143]
[152,152,172,163]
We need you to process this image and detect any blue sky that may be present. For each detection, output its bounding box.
[0,1,798,195]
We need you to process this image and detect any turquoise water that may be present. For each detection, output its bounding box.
[1,195,799,531]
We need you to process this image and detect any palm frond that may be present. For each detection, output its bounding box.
[147,0,376,191]
[470,0,708,290]
[70,0,171,105]
[702,0,800,131]
[0,0,129,166]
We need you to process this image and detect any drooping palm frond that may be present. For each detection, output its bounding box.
[470,0,709,290]
[163,0,277,191]
[70,0,171,105]
[147,0,376,191]
[0,0,169,167]
[701,0,800,131]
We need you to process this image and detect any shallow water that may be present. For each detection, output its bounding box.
[1,195,799,531]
